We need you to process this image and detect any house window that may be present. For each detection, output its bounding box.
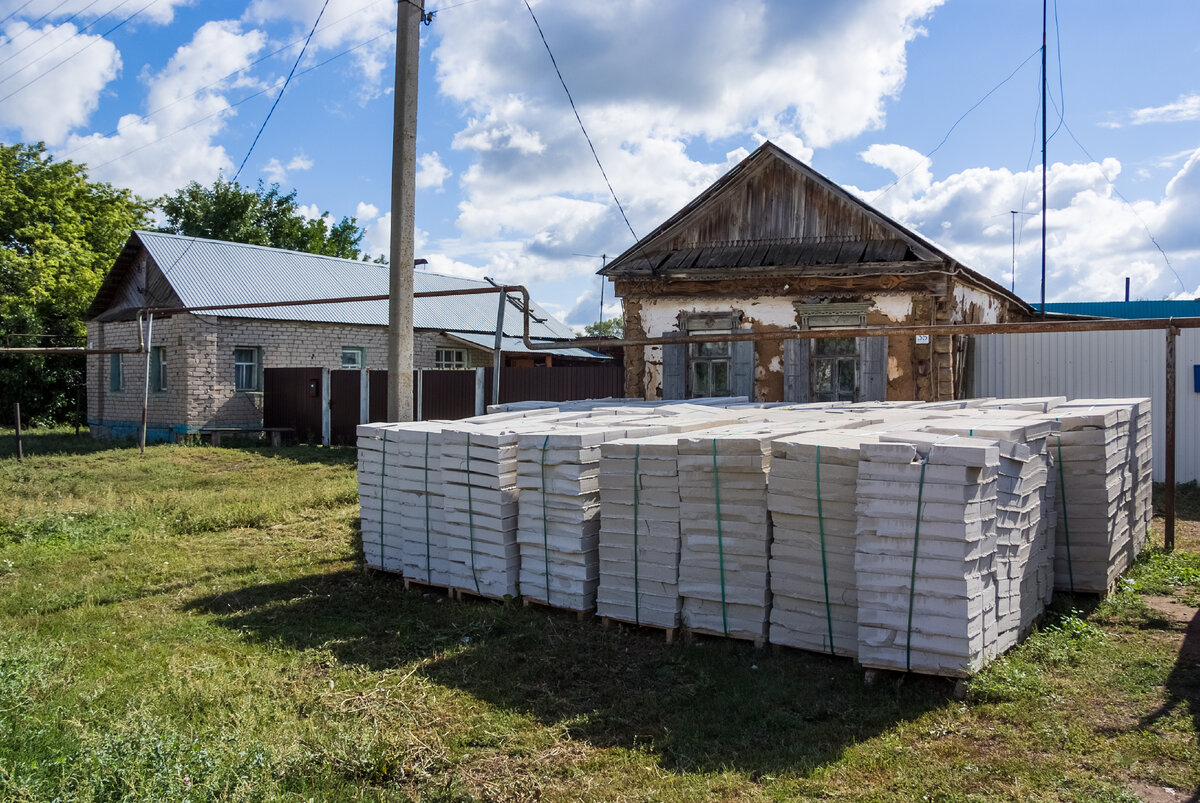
[341,347,364,370]
[681,311,739,398]
[435,348,468,369]
[109,353,123,392]
[151,346,167,392]
[234,347,261,391]
[796,303,870,403]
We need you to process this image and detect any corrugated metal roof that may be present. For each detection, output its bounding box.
[133,230,577,340]
[1042,301,1200,319]
[445,332,609,360]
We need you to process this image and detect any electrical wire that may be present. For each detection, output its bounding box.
[0,0,105,72]
[872,47,1041,204]
[231,0,332,182]
[520,0,642,248]
[1046,0,1065,144]
[0,0,135,84]
[0,0,157,103]
[0,0,37,27]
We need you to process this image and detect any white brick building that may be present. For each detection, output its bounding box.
[86,231,605,441]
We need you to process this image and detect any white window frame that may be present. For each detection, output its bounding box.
[434,348,469,370]
[234,347,262,392]
[341,346,365,370]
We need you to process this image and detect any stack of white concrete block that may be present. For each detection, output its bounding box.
[516,425,662,611]
[919,417,1056,652]
[387,422,454,586]
[440,425,522,598]
[1045,405,1136,593]
[855,433,1002,678]
[677,421,825,643]
[594,429,703,630]
[767,429,886,657]
[356,423,403,573]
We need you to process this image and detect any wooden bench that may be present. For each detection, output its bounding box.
[198,427,295,447]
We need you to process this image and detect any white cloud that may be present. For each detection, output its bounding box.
[1127,93,1200,126]
[0,21,121,143]
[416,152,451,190]
[59,20,267,196]
[847,146,1200,303]
[1,0,193,26]
[295,202,320,221]
[262,153,313,183]
[418,0,942,290]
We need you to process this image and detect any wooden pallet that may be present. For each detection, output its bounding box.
[522,596,593,622]
[599,615,679,644]
[681,625,766,649]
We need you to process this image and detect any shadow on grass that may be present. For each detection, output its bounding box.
[202,441,359,468]
[186,568,950,777]
[0,428,131,460]
[1137,606,1200,803]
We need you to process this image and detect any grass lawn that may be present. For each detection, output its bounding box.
[0,428,1197,802]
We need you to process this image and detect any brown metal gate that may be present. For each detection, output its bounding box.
[264,367,323,443]
[329,370,363,445]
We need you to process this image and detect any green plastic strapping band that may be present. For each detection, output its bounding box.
[1055,436,1075,593]
[466,434,481,594]
[378,433,387,571]
[540,434,551,604]
[633,444,641,625]
[712,439,729,636]
[815,445,835,656]
[905,457,929,673]
[423,431,432,584]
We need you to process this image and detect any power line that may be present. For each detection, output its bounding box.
[231,0,332,182]
[0,0,109,73]
[871,47,1041,204]
[0,0,157,104]
[521,0,641,248]
[0,0,135,84]
[0,0,37,27]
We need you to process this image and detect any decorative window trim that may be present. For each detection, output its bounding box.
[794,301,870,330]
[341,346,365,370]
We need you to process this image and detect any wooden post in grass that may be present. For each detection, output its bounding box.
[13,402,22,462]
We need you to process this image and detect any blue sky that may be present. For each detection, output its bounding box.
[2,0,1198,328]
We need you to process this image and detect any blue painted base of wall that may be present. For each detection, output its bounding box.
[88,419,191,443]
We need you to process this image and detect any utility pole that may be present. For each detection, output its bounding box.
[1040,0,1048,320]
[387,0,424,422]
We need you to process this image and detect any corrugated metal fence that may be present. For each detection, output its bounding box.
[970,329,1200,482]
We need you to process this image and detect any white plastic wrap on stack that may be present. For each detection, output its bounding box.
[855,433,1001,677]
[356,423,403,573]
[767,429,885,657]
[1045,405,1135,593]
[440,425,522,598]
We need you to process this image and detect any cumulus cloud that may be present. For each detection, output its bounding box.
[847,146,1200,303]
[60,20,267,197]
[416,152,450,190]
[262,154,313,183]
[1,0,193,26]
[0,21,121,143]
[419,0,943,288]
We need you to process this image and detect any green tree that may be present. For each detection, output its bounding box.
[159,178,364,259]
[583,317,623,338]
[0,142,152,425]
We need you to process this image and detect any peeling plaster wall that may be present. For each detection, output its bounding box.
[870,294,914,322]
[952,283,1002,324]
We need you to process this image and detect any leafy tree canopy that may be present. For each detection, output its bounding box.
[583,317,624,338]
[159,178,365,259]
[0,142,152,424]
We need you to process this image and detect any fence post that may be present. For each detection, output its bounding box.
[474,367,485,416]
[416,368,424,421]
[359,369,369,425]
[13,403,22,462]
[1165,325,1177,552]
[321,367,331,447]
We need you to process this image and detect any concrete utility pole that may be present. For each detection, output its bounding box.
[387,0,424,422]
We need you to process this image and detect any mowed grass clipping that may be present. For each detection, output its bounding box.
[0,427,1196,802]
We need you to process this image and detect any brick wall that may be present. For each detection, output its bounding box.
[87,314,494,437]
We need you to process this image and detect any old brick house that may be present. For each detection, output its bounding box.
[86,231,604,440]
[601,142,1037,403]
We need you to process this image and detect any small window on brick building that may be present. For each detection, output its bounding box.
[151,346,167,392]
[234,347,261,391]
[341,347,364,370]
[435,348,468,369]
[109,353,123,392]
